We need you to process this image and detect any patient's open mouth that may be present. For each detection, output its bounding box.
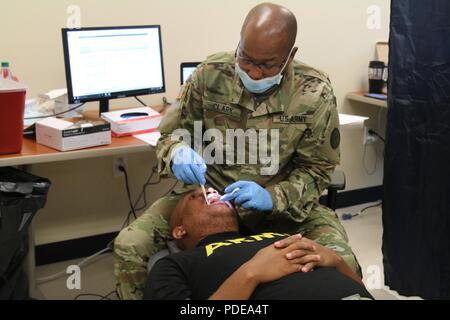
[207,194,234,209]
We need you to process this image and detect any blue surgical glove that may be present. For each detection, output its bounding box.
[171,146,206,185]
[220,181,273,212]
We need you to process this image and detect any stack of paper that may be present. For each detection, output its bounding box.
[134,132,161,146]
[339,114,369,126]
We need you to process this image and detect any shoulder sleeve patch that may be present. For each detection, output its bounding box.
[330,128,340,150]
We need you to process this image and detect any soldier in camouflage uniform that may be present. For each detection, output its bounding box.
[114,3,361,300]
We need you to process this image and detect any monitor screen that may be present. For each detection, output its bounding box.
[180,62,200,85]
[62,25,165,111]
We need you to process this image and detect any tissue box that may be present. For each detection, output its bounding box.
[36,116,111,151]
[101,107,162,137]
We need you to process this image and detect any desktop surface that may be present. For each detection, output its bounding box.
[0,135,149,167]
[0,105,167,167]
[347,92,387,108]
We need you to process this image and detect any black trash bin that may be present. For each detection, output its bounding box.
[0,167,51,300]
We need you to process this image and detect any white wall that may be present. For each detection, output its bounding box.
[0,0,390,244]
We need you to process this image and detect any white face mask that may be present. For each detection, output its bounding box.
[235,46,294,94]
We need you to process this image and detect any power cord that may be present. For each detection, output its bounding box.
[362,143,378,175]
[341,201,382,220]
[36,166,142,285]
[24,103,86,120]
[36,165,177,286]
[120,165,177,229]
[362,129,385,176]
[36,247,110,284]
[368,129,386,143]
[120,165,158,228]
[37,166,142,286]
[132,166,160,212]
[73,290,118,300]
[134,96,147,107]
[118,165,137,220]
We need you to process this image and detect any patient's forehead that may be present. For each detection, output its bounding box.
[172,189,199,216]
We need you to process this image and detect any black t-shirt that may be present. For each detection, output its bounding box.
[144,232,372,300]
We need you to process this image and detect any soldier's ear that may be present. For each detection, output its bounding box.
[172,226,187,240]
[289,47,299,62]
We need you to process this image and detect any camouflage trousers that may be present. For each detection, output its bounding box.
[113,194,361,300]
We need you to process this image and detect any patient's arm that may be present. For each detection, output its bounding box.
[209,240,312,300]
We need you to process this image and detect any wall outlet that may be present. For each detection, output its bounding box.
[113,156,128,178]
[363,126,377,145]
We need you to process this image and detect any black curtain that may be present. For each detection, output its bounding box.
[383,0,450,299]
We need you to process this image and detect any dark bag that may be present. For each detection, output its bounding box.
[0,167,51,300]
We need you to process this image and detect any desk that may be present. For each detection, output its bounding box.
[0,105,167,167]
[0,135,151,167]
[0,106,165,298]
[346,92,388,108]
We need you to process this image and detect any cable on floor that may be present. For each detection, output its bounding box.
[73,290,118,300]
[341,201,383,221]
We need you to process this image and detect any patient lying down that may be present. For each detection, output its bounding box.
[144,187,373,300]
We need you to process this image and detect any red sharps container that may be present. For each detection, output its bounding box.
[0,79,27,155]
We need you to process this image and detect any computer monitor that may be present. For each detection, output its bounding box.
[62,25,165,114]
[180,62,200,85]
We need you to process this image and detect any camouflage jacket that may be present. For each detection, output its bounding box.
[156,52,340,226]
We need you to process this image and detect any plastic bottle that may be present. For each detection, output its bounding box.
[1,62,19,81]
[1,62,12,79]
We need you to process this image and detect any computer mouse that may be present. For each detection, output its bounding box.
[120,112,149,119]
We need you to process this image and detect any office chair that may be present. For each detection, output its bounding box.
[326,170,346,211]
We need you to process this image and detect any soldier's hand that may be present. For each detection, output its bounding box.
[171,146,206,185]
[221,181,273,212]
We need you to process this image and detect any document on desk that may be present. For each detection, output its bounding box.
[339,114,369,126]
[133,131,161,146]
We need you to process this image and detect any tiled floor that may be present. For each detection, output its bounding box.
[33,202,422,300]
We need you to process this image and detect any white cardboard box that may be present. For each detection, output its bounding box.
[36,116,111,151]
[101,107,162,137]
